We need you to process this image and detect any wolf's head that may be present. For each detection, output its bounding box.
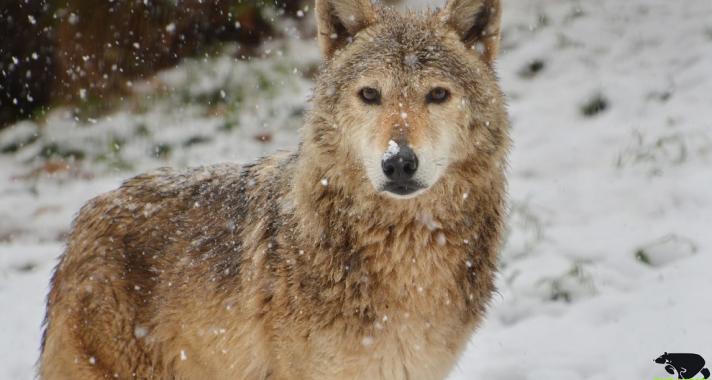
[304,0,508,200]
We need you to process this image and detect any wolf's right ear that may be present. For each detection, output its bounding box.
[440,0,501,65]
[315,0,376,59]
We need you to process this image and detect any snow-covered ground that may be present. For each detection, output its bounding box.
[1,0,711,378]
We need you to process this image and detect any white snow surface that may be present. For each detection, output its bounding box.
[2,0,712,378]
[383,139,401,161]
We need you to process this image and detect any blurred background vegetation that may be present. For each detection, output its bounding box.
[0,0,310,128]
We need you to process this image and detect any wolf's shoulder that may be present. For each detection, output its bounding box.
[72,163,240,221]
[122,162,242,194]
[75,152,297,228]
[122,151,296,194]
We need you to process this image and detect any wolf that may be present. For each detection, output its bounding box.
[38,0,509,378]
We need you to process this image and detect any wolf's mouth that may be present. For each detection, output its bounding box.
[381,180,425,196]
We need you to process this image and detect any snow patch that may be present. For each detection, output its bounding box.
[382,140,400,162]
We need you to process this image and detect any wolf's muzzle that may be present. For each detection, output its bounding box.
[382,179,424,196]
[382,144,418,180]
[381,144,423,195]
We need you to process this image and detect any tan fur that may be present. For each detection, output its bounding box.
[441,0,501,64]
[39,0,509,379]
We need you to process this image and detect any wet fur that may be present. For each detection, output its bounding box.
[39,0,509,379]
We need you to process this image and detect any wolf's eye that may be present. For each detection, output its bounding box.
[359,87,381,105]
[426,87,450,104]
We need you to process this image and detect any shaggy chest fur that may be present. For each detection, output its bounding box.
[303,236,481,380]
[255,215,487,380]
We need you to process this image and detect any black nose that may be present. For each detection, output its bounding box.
[381,144,418,182]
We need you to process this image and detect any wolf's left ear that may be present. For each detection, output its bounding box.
[315,0,376,59]
[440,0,501,65]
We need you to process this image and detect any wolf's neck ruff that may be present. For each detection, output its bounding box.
[290,146,505,315]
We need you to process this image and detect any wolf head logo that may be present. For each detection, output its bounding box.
[305,0,509,200]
